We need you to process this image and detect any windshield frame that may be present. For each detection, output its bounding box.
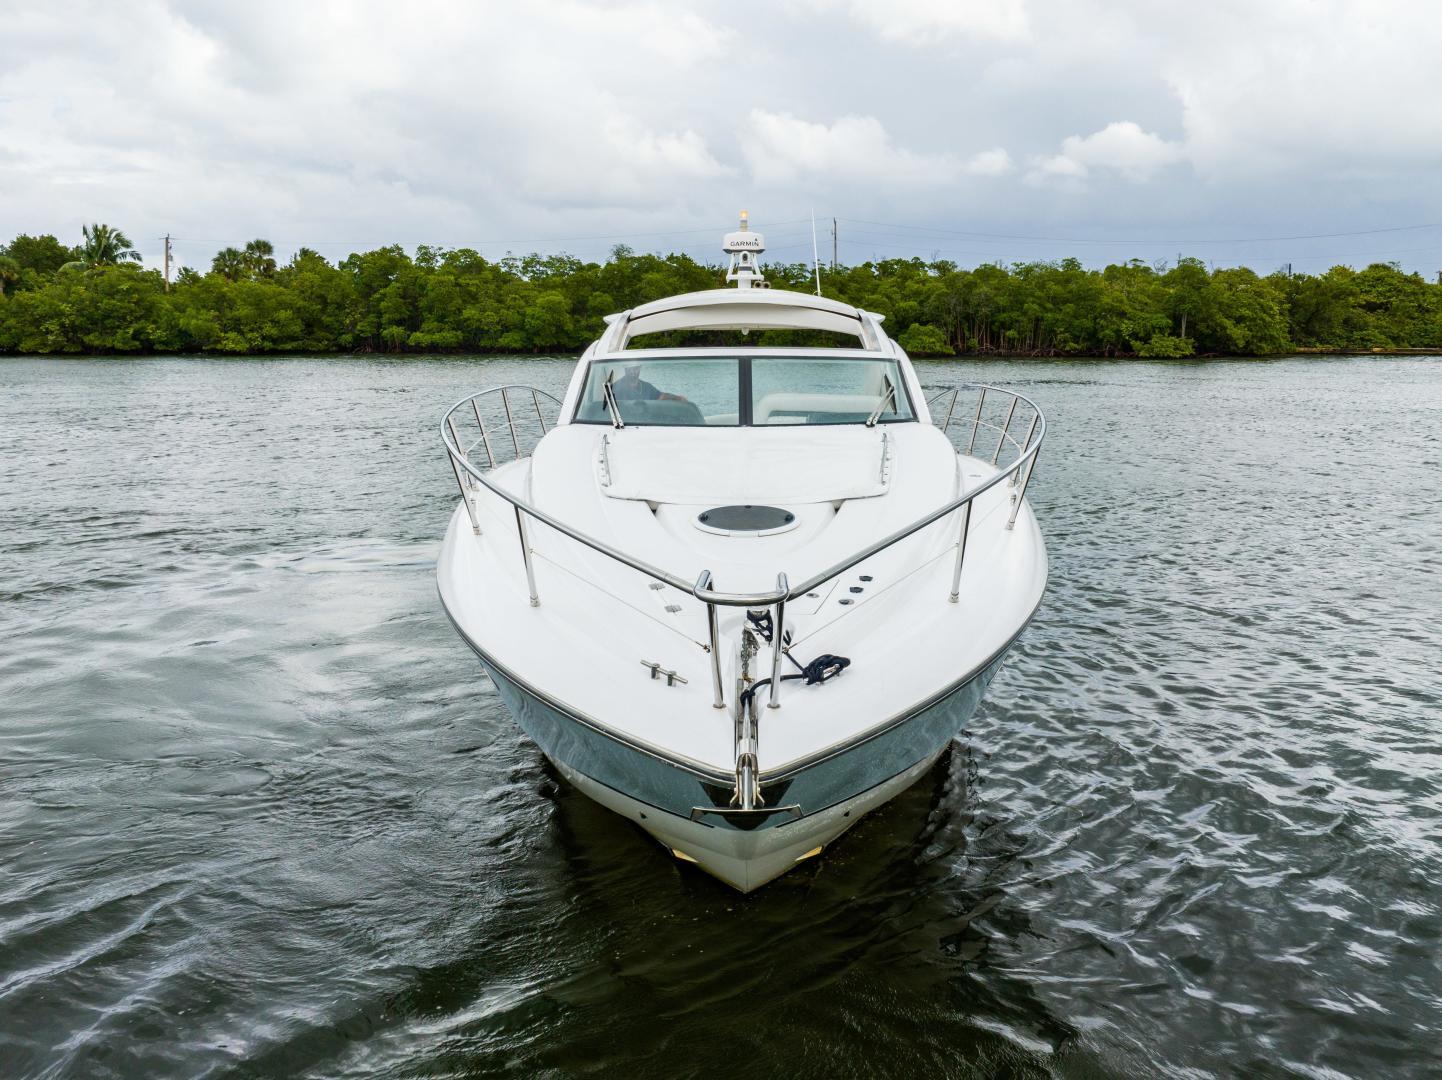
[571,352,918,429]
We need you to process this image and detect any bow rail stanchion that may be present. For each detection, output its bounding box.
[445,416,469,488]
[501,388,521,460]
[1013,413,1039,486]
[448,449,481,534]
[1008,448,1040,531]
[515,506,539,606]
[948,500,973,604]
[695,570,727,710]
[470,399,497,469]
[992,396,1018,466]
[942,387,960,434]
[767,573,789,709]
[966,387,987,454]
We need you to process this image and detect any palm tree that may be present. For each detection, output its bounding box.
[64,223,142,270]
[241,238,276,279]
[211,247,246,282]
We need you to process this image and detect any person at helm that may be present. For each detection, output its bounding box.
[613,364,687,402]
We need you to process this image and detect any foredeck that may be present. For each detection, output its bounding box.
[438,443,1045,776]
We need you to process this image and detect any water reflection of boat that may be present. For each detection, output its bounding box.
[437,214,1047,892]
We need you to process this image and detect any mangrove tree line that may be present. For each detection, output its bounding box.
[2,225,1440,356]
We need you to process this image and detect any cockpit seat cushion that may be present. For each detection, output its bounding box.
[753,392,882,425]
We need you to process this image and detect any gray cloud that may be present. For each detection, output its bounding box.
[2,0,1440,275]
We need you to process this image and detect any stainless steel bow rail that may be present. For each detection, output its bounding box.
[441,382,1044,725]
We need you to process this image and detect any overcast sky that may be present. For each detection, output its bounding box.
[3,0,1441,276]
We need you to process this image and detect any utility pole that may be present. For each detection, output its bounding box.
[832,217,838,270]
[163,234,172,292]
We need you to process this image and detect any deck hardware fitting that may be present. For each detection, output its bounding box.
[640,660,688,686]
[598,433,614,486]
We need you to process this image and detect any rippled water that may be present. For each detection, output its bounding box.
[3,355,1440,1078]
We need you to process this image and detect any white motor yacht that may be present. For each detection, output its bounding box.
[437,216,1047,891]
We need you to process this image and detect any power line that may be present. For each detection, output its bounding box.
[831,222,1442,263]
[838,216,1442,246]
[782,231,1442,270]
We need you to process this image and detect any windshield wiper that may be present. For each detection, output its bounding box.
[602,369,626,429]
[866,375,896,427]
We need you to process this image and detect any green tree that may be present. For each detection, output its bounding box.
[1191,268,1289,354]
[1163,257,1209,341]
[7,232,1442,357]
[4,234,75,276]
[897,322,953,355]
[2,264,162,351]
[63,223,143,270]
[1136,334,1195,358]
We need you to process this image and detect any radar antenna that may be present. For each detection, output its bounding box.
[723,210,768,289]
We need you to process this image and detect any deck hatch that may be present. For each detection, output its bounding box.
[695,504,798,536]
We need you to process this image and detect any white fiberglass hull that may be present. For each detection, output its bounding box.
[444,607,1023,892]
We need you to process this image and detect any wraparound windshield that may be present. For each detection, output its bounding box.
[574,356,915,427]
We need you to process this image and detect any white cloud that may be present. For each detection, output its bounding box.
[605,118,730,181]
[1156,1,1442,176]
[3,1,1442,273]
[794,0,1030,44]
[1028,122,1186,186]
[0,0,743,261]
[964,148,1015,176]
[745,111,1003,189]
